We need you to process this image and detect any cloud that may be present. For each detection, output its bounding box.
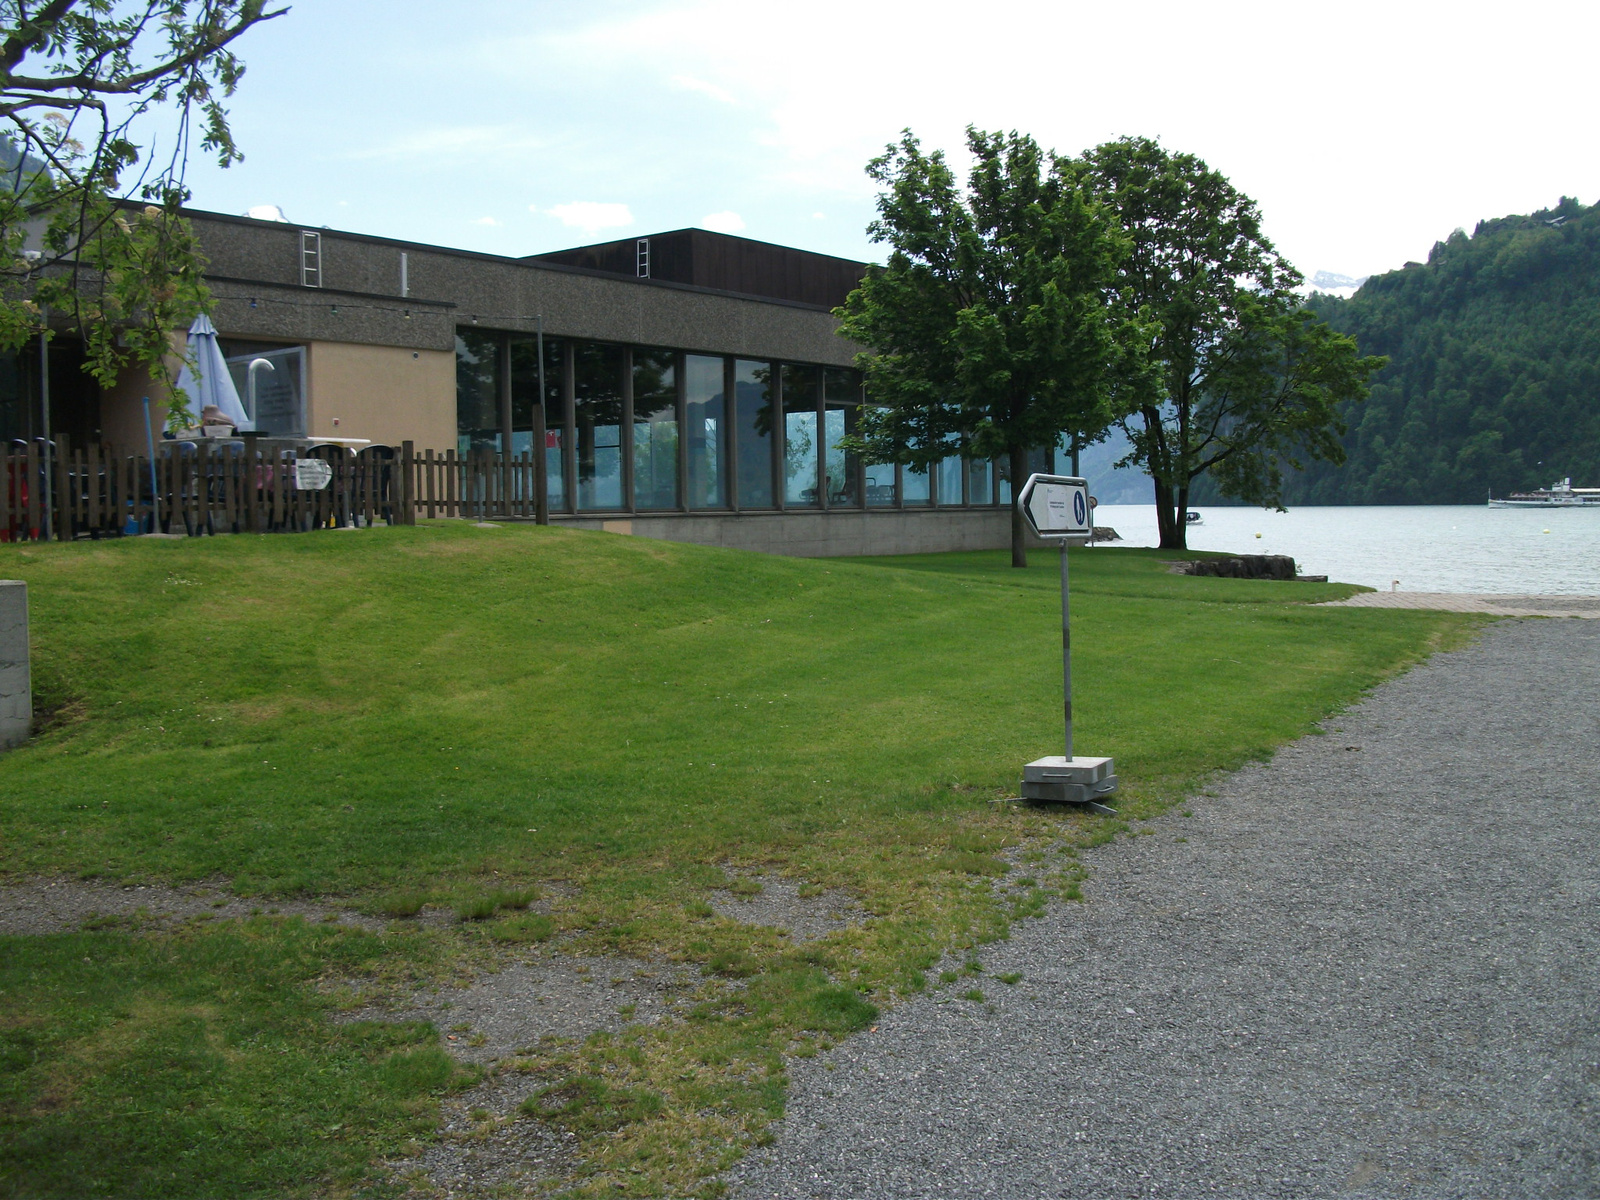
[473,215,502,226]
[671,74,736,105]
[701,210,746,234]
[343,125,545,161]
[540,201,635,234]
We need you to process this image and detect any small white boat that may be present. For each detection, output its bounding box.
[1184,510,1203,526]
[1488,478,1600,508]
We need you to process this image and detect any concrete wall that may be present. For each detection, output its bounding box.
[305,342,455,448]
[555,509,1017,558]
[0,580,29,751]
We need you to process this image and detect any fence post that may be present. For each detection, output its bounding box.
[0,580,28,750]
[53,431,72,541]
[400,441,415,525]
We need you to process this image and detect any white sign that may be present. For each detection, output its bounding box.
[1018,473,1091,538]
[294,459,334,491]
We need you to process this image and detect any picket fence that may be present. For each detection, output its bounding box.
[1,438,558,542]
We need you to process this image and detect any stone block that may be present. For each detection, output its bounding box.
[0,580,29,751]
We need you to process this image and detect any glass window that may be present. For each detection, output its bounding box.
[902,464,930,505]
[823,368,860,507]
[781,364,819,507]
[967,457,993,506]
[574,341,624,510]
[1000,446,1054,505]
[510,335,565,509]
[684,354,726,508]
[455,329,500,453]
[936,435,964,505]
[734,360,775,508]
[864,460,896,506]
[223,342,306,440]
[632,348,677,510]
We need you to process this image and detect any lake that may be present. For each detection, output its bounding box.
[1089,503,1600,595]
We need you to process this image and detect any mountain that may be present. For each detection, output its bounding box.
[1281,198,1600,503]
[1301,269,1369,301]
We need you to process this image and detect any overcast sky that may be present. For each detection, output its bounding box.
[171,0,1598,282]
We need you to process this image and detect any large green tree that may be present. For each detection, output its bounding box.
[0,0,285,426]
[837,127,1146,567]
[1078,136,1383,549]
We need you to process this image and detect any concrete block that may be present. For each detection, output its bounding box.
[0,580,29,750]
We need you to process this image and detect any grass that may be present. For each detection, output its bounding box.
[0,522,1484,1197]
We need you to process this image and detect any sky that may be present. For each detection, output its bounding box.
[160,0,1599,283]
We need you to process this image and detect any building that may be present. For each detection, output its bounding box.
[3,209,1069,555]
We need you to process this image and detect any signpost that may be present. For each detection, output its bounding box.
[1016,473,1119,811]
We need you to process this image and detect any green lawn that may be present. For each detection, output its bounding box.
[0,524,1481,1197]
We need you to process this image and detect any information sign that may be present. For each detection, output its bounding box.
[294,459,334,491]
[1018,474,1092,539]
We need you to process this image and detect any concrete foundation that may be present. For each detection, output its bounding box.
[0,580,29,750]
[555,508,1038,558]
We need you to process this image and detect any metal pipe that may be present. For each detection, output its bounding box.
[37,310,51,539]
[535,314,548,525]
[142,396,161,533]
[1061,537,1073,761]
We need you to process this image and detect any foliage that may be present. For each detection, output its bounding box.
[0,1,284,426]
[0,524,1482,1195]
[1282,197,1600,502]
[837,127,1146,566]
[1078,136,1383,547]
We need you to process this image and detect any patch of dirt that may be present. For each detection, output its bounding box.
[0,876,385,935]
[386,1069,580,1199]
[339,952,697,1062]
[710,872,866,941]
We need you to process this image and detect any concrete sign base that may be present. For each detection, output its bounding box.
[1020,755,1118,805]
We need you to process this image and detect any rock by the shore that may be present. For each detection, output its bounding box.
[1170,554,1298,580]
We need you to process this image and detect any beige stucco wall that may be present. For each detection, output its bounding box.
[98,342,186,451]
[305,341,454,449]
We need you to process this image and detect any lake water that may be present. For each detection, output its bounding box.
[1090,503,1600,594]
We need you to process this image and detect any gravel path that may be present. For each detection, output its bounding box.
[732,619,1600,1199]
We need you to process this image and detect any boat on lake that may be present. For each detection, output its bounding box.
[1488,478,1600,508]
[1184,510,1203,525]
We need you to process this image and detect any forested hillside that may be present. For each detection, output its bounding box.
[1279,197,1600,503]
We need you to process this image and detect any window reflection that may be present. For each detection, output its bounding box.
[967,457,993,507]
[684,354,727,508]
[510,335,566,510]
[823,368,859,507]
[781,364,819,507]
[574,342,624,510]
[455,329,500,453]
[937,435,964,505]
[633,348,677,510]
[901,464,930,505]
[735,360,775,508]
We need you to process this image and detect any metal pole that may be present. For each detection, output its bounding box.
[1061,536,1073,762]
[37,311,51,539]
[534,314,549,525]
[142,396,161,533]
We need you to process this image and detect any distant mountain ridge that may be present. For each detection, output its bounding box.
[1276,198,1600,504]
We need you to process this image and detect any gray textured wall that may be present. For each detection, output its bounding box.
[0,580,29,751]
[190,211,863,368]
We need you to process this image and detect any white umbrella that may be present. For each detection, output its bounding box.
[174,313,253,430]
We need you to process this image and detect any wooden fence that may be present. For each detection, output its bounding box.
[0,439,571,542]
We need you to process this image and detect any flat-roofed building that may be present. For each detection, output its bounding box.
[4,210,1071,555]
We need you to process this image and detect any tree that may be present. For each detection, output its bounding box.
[0,1,285,427]
[836,127,1145,567]
[1078,136,1383,549]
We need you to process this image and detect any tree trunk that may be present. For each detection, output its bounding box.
[1009,443,1030,568]
[1153,475,1187,550]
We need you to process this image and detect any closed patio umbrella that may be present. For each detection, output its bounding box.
[174,313,252,430]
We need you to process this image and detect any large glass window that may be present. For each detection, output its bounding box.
[455,329,500,453]
[574,342,624,510]
[223,340,306,440]
[684,354,726,508]
[999,446,1053,505]
[734,360,775,508]
[902,464,931,505]
[936,435,964,505]
[823,368,860,507]
[781,364,819,507]
[510,335,565,510]
[632,348,678,510]
[967,457,993,507]
[864,461,896,506]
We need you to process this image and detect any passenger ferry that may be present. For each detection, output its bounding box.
[1488,478,1600,508]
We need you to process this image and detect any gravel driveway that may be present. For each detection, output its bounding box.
[732,618,1600,1198]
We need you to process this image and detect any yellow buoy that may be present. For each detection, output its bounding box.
[1254,532,1262,538]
